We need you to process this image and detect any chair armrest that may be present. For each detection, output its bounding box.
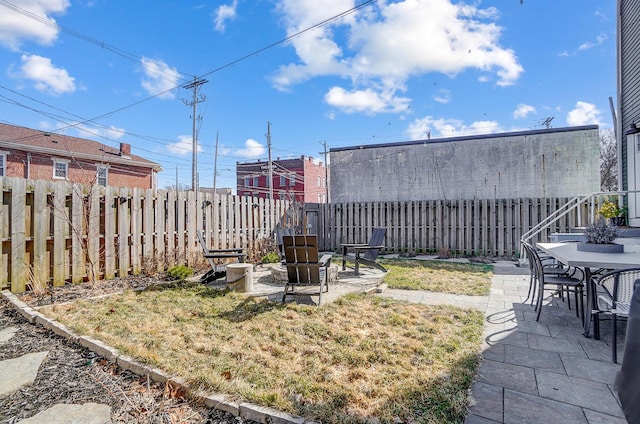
[341,243,369,248]
[348,245,384,251]
[319,254,333,266]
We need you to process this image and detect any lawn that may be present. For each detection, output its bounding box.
[379,258,493,296]
[42,280,485,423]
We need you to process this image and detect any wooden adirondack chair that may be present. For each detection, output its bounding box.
[341,228,387,275]
[197,230,246,284]
[282,235,332,305]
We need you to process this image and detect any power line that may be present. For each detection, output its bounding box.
[0,0,192,82]
[199,0,377,80]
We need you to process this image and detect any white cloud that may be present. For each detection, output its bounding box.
[324,86,410,114]
[406,116,502,139]
[213,0,238,32]
[272,0,522,114]
[168,135,203,155]
[578,33,607,51]
[236,139,265,158]
[513,103,536,119]
[566,101,603,126]
[19,54,75,94]
[0,0,69,50]
[433,89,451,104]
[140,57,181,99]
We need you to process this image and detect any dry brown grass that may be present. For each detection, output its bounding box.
[380,259,493,296]
[42,283,484,423]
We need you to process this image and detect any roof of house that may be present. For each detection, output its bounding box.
[0,122,162,171]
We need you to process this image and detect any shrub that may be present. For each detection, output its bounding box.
[166,264,194,280]
[261,251,281,264]
[583,218,618,244]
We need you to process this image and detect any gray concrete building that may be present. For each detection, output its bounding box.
[329,125,600,203]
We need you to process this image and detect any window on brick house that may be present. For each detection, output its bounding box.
[289,172,296,186]
[96,165,108,186]
[244,177,250,187]
[53,159,68,179]
[280,175,286,187]
[318,176,321,187]
[0,152,6,176]
[253,176,258,187]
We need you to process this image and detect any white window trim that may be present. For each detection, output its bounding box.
[0,150,7,177]
[96,164,109,186]
[52,158,69,179]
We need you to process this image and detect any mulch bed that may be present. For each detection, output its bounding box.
[1,277,259,424]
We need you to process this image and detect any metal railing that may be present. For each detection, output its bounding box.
[520,190,637,258]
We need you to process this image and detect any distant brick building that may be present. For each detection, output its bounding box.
[236,156,327,203]
[0,123,161,189]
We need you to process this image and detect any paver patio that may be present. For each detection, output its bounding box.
[465,273,627,424]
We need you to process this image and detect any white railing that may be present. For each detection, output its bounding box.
[520,190,638,258]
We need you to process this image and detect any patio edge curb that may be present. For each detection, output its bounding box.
[1,289,309,423]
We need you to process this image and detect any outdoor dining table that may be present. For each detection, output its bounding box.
[536,242,640,339]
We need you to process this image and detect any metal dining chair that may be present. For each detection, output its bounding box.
[595,267,640,363]
[522,242,585,321]
[522,242,581,310]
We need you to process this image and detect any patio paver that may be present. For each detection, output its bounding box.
[465,272,627,423]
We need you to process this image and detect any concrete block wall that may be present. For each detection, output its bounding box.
[329,125,600,202]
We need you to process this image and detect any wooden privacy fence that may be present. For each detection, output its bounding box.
[1,175,595,293]
[311,198,589,257]
[1,177,292,293]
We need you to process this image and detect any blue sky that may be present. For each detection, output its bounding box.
[0,0,616,191]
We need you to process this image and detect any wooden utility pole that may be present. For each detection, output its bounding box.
[266,122,273,200]
[183,76,208,191]
[319,141,329,203]
[213,131,219,194]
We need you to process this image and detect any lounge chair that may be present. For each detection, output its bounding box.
[341,228,387,275]
[282,235,332,305]
[197,230,246,284]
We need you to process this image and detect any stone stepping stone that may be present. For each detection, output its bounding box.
[0,326,18,344]
[16,403,111,424]
[0,351,49,399]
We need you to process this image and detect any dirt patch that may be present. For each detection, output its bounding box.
[2,278,260,423]
[15,276,167,308]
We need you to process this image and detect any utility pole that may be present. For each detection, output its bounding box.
[213,131,219,195]
[183,76,208,191]
[266,122,273,200]
[319,141,329,203]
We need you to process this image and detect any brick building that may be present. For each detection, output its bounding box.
[0,123,161,189]
[236,156,327,203]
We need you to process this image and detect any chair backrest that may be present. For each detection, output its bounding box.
[276,228,295,255]
[197,230,210,255]
[598,268,640,308]
[521,241,539,277]
[364,228,387,261]
[283,235,321,284]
